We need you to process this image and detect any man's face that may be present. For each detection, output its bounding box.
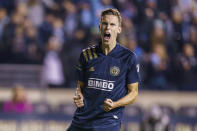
[99,15,121,45]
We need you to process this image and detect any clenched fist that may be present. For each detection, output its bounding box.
[103,99,114,112]
[73,88,84,108]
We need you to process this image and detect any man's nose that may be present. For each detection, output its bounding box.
[106,24,110,29]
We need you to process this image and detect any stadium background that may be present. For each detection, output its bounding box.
[0,0,197,131]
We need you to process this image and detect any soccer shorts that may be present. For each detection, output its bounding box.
[66,123,121,131]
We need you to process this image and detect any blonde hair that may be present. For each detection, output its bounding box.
[101,8,122,26]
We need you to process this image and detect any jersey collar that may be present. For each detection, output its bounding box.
[98,42,120,56]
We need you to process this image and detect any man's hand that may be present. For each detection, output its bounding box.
[73,88,84,108]
[103,99,115,112]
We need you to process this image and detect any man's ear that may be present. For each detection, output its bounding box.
[118,26,122,34]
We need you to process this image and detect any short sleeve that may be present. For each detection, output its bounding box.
[126,54,140,84]
[76,52,86,82]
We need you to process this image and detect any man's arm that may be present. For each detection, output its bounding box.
[103,82,138,112]
[76,81,85,94]
[73,81,85,108]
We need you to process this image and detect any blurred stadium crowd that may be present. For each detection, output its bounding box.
[0,0,197,131]
[0,0,197,90]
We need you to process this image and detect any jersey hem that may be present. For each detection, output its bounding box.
[71,121,121,129]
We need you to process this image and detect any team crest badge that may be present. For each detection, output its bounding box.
[110,66,120,76]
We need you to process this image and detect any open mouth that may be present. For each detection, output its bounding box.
[104,33,111,41]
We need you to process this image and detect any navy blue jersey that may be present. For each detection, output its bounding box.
[72,43,140,128]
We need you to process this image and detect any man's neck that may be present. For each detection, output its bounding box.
[101,41,116,55]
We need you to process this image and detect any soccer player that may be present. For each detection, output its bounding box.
[67,8,140,131]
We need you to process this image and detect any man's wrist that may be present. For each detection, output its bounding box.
[113,101,119,109]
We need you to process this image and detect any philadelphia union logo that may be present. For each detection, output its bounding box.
[110,66,120,76]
